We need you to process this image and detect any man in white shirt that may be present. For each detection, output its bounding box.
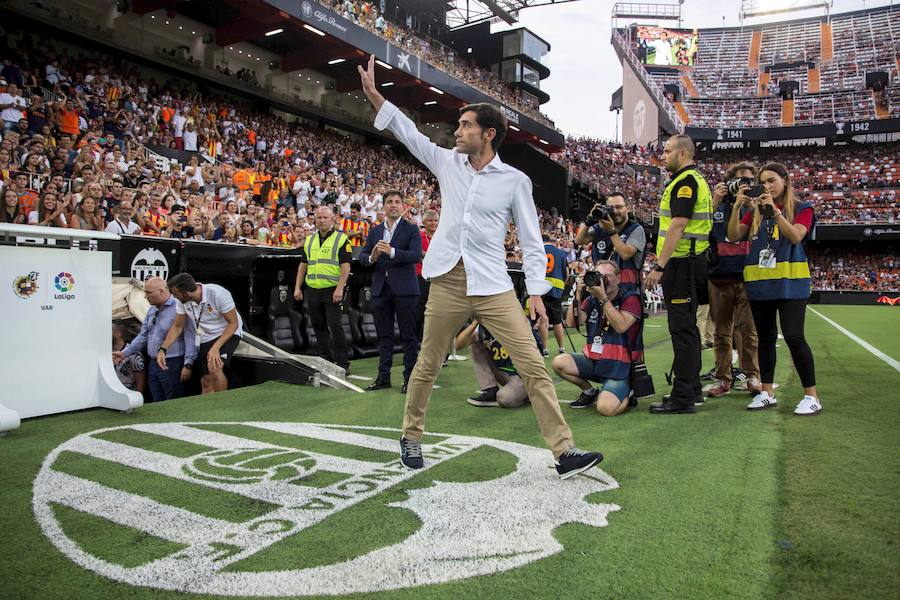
[104,199,141,235]
[358,55,603,479]
[183,121,198,152]
[171,110,186,149]
[158,273,244,394]
[0,83,28,131]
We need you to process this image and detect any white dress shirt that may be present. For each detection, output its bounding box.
[374,101,550,297]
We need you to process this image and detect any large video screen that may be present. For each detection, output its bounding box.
[634,26,698,66]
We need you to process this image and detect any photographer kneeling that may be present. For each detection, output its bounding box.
[552,260,642,416]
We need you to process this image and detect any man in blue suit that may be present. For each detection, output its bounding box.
[359,191,423,393]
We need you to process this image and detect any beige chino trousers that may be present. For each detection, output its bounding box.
[402,260,574,458]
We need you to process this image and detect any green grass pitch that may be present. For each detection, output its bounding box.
[1,305,898,599]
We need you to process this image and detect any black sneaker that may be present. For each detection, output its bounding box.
[542,348,550,357]
[399,437,423,469]
[627,392,638,409]
[555,447,604,480]
[467,387,499,407]
[569,389,598,409]
[700,367,718,382]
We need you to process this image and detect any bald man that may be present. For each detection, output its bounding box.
[113,277,197,401]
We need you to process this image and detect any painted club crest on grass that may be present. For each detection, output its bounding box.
[33,422,620,596]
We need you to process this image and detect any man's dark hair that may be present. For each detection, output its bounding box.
[459,103,507,151]
[167,273,198,293]
[541,233,551,242]
[607,191,629,204]
[724,161,758,181]
[350,202,362,212]
[383,190,403,202]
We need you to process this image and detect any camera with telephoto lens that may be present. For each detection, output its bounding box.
[726,176,753,197]
[583,270,608,289]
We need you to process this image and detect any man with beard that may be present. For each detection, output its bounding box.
[643,134,712,414]
[574,191,645,291]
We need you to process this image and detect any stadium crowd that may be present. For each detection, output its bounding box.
[809,247,899,292]
[1,35,897,294]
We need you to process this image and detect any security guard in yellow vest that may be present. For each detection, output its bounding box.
[294,206,353,371]
[643,134,712,414]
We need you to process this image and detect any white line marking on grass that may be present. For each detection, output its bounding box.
[347,375,372,381]
[645,324,662,328]
[810,307,900,372]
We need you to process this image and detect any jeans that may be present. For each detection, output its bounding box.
[147,355,185,401]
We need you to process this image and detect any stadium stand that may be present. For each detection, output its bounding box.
[631,6,900,129]
[809,247,899,291]
[1,22,897,304]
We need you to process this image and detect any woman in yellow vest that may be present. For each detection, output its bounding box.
[727,162,820,416]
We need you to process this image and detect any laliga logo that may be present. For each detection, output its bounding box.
[131,248,169,282]
[633,100,646,140]
[33,422,620,596]
[53,272,75,300]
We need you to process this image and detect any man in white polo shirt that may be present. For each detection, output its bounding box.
[158,273,243,394]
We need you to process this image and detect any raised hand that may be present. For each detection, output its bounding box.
[357,55,385,112]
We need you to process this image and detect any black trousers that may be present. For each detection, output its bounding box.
[305,286,349,368]
[373,286,420,382]
[416,275,430,342]
[750,298,816,388]
[662,255,707,403]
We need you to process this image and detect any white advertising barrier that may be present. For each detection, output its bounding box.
[0,225,142,433]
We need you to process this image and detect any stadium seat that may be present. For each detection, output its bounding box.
[267,285,302,352]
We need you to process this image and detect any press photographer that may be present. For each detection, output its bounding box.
[706,162,762,398]
[551,260,643,416]
[574,191,645,290]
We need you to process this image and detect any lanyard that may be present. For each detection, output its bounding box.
[188,302,206,331]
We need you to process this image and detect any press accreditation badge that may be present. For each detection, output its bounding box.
[591,336,604,355]
[758,249,777,269]
[195,326,202,347]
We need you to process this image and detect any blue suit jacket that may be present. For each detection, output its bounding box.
[359,218,423,297]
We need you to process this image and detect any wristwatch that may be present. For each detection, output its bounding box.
[654,264,665,273]
[158,346,168,355]
[597,298,609,307]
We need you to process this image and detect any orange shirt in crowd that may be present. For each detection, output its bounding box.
[233,169,252,191]
[18,189,39,214]
[250,171,271,196]
[59,108,80,136]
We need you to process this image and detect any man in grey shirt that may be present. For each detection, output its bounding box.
[113,277,196,401]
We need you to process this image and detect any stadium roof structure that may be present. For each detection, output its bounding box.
[445,0,583,29]
[129,0,564,149]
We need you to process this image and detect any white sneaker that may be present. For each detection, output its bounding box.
[794,395,822,416]
[747,391,777,411]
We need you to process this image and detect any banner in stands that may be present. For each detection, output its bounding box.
[686,117,900,142]
[0,246,140,419]
[812,224,900,241]
[622,58,660,147]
